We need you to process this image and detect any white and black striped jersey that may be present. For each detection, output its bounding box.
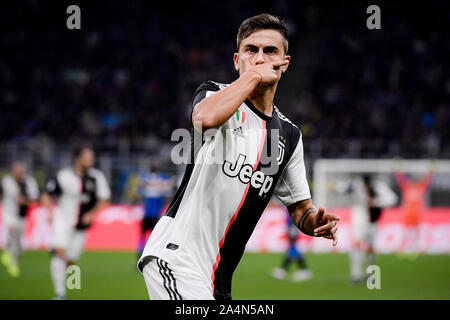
[1,174,39,226]
[46,167,111,230]
[138,80,311,299]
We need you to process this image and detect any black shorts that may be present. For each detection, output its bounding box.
[369,207,382,223]
[142,217,158,231]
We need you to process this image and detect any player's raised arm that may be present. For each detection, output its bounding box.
[287,198,340,246]
[192,59,289,132]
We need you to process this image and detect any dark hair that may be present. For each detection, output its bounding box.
[237,13,289,53]
[362,174,372,183]
[72,145,92,160]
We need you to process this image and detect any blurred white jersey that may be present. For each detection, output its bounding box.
[138,80,311,299]
[336,177,397,242]
[46,167,111,230]
[1,174,39,227]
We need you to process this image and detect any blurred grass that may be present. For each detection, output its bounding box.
[0,250,449,299]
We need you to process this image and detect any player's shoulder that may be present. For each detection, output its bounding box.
[57,167,74,178]
[274,106,299,131]
[1,174,13,184]
[86,167,107,180]
[194,80,229,95]
[25,174,37,184]
[274,106,302,144]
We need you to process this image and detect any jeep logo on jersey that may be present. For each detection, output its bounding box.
[222,154,273,196]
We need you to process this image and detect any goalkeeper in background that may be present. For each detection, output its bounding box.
[394,162,433,257]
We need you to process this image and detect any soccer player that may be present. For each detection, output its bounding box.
[270,203,313,282]
[394,165,433,256]
[135,162,174,258]
[137,14,339,300]
[41,146,111,300]
[0,161,39,277]
[335,174,397,285]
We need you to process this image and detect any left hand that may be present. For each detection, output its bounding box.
[312,207,340,246]
[18,194,27,205]
[81,213,94,225]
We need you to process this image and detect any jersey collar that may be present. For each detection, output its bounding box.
[244,99,274,122]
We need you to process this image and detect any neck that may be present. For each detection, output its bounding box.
[74,163,85,176]
[248,83,277,117]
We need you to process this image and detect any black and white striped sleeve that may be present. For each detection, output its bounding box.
[274,135,311,206]
[190,80,220,125]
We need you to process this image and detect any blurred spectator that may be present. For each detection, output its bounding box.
[0,1,448,159]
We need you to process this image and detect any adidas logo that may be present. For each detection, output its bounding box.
[232,126,245,137]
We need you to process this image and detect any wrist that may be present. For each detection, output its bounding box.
[244,69,263,85]
[297,207,317,236]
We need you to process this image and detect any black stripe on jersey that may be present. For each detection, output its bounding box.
[18,180,28,218]
[163,261,182,300]
[157,258,175,300]
[213,111,301,300]
[165,81,220,219]
[76,174,98,230]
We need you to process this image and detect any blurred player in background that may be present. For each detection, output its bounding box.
[41,146,111,299]
[335,174,397,285]
[0,161,39,277]
[271,204,312,282]
[394,163,433,257]
[362,175,397,271]
[135,162,174,259]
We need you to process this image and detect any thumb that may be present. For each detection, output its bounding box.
[315,207,325,226]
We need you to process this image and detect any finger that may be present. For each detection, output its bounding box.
[322,233,337,244]
[314,207,325,226]
[314,220,332,235]
[240,55,251,68]
[332,233,338,246]
[271,59,290,68]
[315,224,338,237]
[323,213,340,221]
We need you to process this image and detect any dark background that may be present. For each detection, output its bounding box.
[0,0,448,198]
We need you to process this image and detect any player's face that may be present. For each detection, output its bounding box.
[78,149,95,169]
[12,163,25,180]
[234,29,290,77]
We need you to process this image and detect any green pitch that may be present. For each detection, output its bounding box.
[0,250,449,299]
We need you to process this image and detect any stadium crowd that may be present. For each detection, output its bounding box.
[1,1,448,158]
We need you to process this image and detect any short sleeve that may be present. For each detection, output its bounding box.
[95,171,111,201]
[274,136,311,206]
[190,81,221,125]
[26,176,40,200]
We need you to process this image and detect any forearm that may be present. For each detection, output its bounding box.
[192,71,260,132]
[87,199,109,216]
